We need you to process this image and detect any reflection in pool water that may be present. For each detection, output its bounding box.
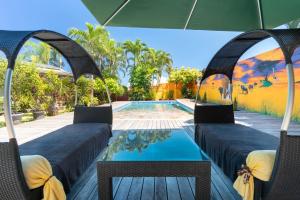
[104,130,171,160]
[103,129,204,161]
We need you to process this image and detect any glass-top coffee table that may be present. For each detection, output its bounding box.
[97,129,211,200]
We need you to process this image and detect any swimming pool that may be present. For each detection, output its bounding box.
[115,101,193,113]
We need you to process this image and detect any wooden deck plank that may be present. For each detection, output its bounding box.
[141,177,155,200]
[166,177,181,200]
[114,177,133,200]
[127,178,143,200]
[177,177,194,200]
[155,177,167,200]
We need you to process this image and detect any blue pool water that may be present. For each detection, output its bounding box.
[115,101,193,114]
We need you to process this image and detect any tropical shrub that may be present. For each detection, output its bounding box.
[44,71,62,115]
[181,85,193,98]
[76,76,97,106]
[129,63,153,100]
[169,67,201,99]
[0,59,7,88]
[61,76,75,111]
[12,63,45,112]
[180,67,200,86]
[94,77,124,102]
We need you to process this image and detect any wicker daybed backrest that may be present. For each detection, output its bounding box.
[195,29,300,199]
[263,131,300,199]
[0,139,30,200]
[0,30,111,199]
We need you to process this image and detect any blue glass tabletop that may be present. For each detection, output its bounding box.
[102,129,207,161]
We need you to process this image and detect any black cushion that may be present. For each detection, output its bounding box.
[196,123,279,181]
[19,123,111,193]
[73,106,112,125]
[194,104,234,124]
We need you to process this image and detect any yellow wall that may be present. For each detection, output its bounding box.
[151,83,198,100]
[199,46,300,122]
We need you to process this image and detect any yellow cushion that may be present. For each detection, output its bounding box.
[233,150,276,200]
[21,155,66,200]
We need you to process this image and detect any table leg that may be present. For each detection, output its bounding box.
[195,175,210,200]
[98,176,113,200]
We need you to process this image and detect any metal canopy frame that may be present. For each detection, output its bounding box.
[0,30,112,139]
[196,29,300,132]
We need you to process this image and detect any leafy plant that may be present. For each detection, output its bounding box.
[169,67,202,99]
[129,63,153,100]
[12,63,45,112]
[76,75,95,106]
[60,76,75,110]
[94,77,124,102]
[44,71,62,115]
[181,85,194,98]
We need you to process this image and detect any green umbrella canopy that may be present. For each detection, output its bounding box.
[82,0,300,31]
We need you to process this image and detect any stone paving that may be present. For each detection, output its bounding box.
[0,101,129,144]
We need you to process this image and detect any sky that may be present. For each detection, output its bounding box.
[0,0,281,85]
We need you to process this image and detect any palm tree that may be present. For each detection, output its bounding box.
[104,40,126,78]
[22,41,51,64]
[68,23,109,71]
[143,49,173,85]
[122,39,147,71]
[143,48,159,85]
[21,41,64,69]
[69,23,126,78]
[69,23,110,102]
[155,50,173,84]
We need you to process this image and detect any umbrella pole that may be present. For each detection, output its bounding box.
[4,68,16,139]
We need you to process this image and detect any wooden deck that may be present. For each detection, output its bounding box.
[68,118,241,200]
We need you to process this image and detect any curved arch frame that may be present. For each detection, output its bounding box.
[0,30,112,139]
[195,29,300,132]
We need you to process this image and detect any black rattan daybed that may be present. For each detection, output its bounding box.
[0,30,113,200]
[194,29,300,200]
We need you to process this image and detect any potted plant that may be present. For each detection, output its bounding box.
[32,99,46,120]
[32,81,47,120]
[12,112,24,124]
[11,101,24,124]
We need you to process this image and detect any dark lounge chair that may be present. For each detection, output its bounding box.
[0,30,112,200]
[19,106,112,193]
[194,29,300,199]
